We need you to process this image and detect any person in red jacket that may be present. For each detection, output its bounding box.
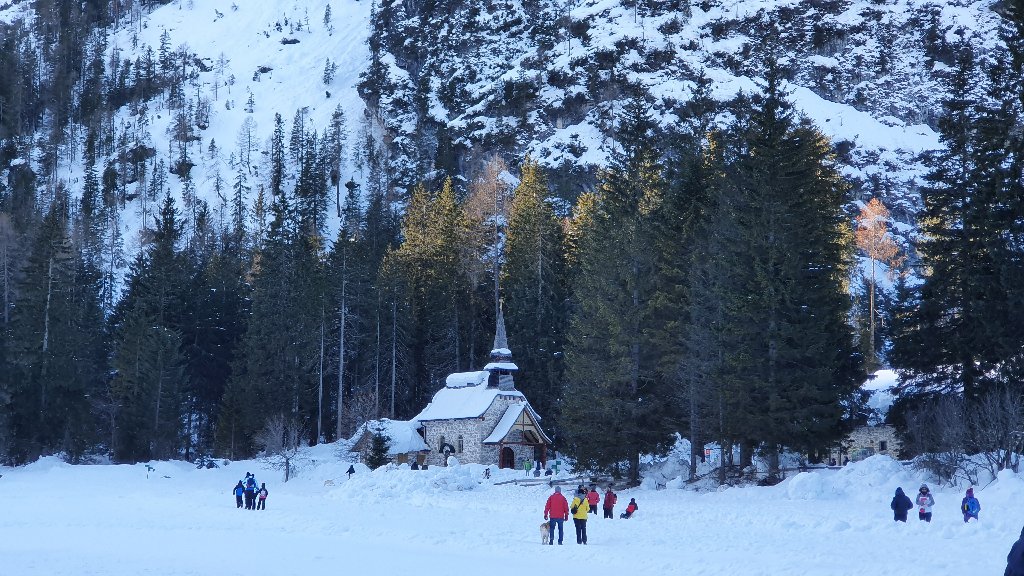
[603,488,617,519]
[587,486,600,514]
[543,486,569,545]
[621,498,638,519]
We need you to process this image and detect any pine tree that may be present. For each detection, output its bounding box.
[365,427,391,469]
[709,60,862,473]
[109,195,194,463]
[561,96,673,483]
[501,158,568,439]
[890,41,1018,402]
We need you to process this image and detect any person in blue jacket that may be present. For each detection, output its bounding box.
[961,487,980,523]
[233,480,245,508]
[890,487,914,522]
[244,473,258,510]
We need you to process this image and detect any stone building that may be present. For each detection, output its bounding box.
[830,370,903,464]
[411,308,552,468]
[845,424,901,462]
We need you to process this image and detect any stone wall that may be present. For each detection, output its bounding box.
[844,425,902,461]
[421,394,539,468]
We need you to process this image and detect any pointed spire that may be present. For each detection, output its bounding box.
[493,302,508,353]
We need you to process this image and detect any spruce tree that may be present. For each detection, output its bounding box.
[6,195,104,463]
[890,41,1021,402]
[501,158,568,440]
[387,179,470,416]
[561,96,674,483]
[109,195,193,463]
[711,61,862,473]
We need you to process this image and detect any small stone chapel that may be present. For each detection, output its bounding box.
[411,307,552,469]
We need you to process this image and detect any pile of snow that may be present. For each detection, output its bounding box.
[783,455,919,501]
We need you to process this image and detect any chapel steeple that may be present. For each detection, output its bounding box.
[486,304,517,390]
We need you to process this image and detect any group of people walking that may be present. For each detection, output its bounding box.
[233,472,269,510]
[543,484,638,545]
[889,484,980,523]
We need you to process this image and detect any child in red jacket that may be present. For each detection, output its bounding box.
[587,487,600,514]
[621,498,638,519]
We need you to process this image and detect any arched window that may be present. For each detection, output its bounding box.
[457,435,464,453]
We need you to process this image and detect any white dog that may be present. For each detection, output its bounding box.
[541,520,551,545]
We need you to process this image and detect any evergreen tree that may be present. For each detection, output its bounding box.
[387,179,470,416]
[710,61,862,474]
[222,189,324,456]
[365,427,391,469]
[109,195,193,463]
[501,158,568,440]
[6,196,104,463]
[890,41,1021,402]
[561,96,673,483]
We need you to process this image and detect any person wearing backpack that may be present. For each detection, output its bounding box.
[570,487,589,544]
[257,483,269,510]
[890,487,913,522]
[244,473,258,510]
[916,484,935,522]
[961,487,980,523]
[232,480,245,508]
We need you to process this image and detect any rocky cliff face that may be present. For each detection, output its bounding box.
[360,0,1002,227]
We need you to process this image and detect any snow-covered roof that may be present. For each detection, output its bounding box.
[490,348,512,356]
[484,404,526,443]
[413,382,524,421]
[482,403,551,444]
[482,361,518,371]
[351,419,428,455]
[445,370,489,388]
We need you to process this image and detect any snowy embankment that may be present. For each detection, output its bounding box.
[0,449,1015,575]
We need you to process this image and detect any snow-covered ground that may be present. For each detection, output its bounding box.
[0,448,1015,575]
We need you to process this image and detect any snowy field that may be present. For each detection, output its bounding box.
[0,448,1016,576]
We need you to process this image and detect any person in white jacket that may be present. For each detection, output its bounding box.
[916,484,935,522]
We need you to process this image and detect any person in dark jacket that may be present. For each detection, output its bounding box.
[257,483,269,510]
[890,487,914,522]
[244,473,258,510]
[233,481,245,508]
[1005,525,1024,576]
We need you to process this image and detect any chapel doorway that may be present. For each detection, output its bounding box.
[500,446,515,469]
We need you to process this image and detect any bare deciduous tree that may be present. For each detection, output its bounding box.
[256,414,304,482]
[904,386,1024,485]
